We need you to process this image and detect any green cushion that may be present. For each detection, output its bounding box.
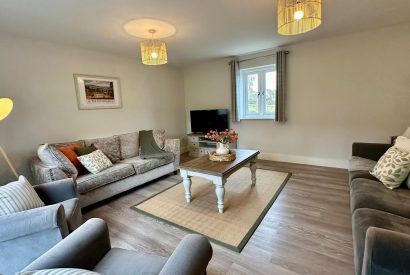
[74,145,97,156]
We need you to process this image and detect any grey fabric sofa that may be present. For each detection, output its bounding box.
[349,142,410,275]
[31,131,180,208]
[22,218,213,275]
[0,178,83,275]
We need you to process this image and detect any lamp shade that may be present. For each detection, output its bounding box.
[140,39,168,65]
[278,0,322,35]
[0,98,13,121]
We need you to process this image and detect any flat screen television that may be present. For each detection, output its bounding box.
[190,109,229,134]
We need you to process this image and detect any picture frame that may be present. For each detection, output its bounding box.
[74,74,122,110]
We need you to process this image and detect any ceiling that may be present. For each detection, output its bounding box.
[0,0,409,66]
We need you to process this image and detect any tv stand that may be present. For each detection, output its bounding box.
[187,133,237,157]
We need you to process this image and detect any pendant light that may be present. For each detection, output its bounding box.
[140,29,168,65]
[278,0,322,35]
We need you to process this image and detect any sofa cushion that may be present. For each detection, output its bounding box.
[349,156,377,172]
[118,132,139,159]
[120,155,174,175]
[50,140,85,148]
[350,178,410,219]
[352,208,410,275]
[57,143,85,174]
[74,145,97,156]
[77,150,113,175]
[153,129,166,149]
[93,248,167,275]
[38,144,78,178]
[85,136,121,163]
[76,163,135,194]
[349,170,378,184]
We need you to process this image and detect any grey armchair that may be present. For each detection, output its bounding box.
[22,218,213,275]
[0,178,83,275]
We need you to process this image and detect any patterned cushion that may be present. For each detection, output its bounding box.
[77,150,113,174]
[153,129,166,149]
[85,136,121,163]
[119,132,139,159]
[120,155,174,174]
[76,163,135,194]
[38,144,78,178]
[18,268,101,275]
[370,147,410,189]
[395,136,410,153]
[0,176,44,216]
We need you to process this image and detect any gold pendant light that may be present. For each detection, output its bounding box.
[140,29,168,65]
[278,0,322,35]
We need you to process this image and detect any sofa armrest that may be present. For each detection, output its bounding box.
[0,204,68,243]
[31,157,69,184]
[164,139,180,168]
[362,227,410,275]
[159,234,212,275]
[22,218,111,272]
[0,205,69,274]
[34,178,78,205]
[352,143,391,161]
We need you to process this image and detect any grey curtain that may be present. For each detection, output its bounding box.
[229,59,240,122]
[276,51,288,122]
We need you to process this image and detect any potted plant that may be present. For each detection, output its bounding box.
[205,129,239,155]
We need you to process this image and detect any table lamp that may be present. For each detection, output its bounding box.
[0,98,18,179]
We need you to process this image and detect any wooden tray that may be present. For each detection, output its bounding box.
[209,151,236,162]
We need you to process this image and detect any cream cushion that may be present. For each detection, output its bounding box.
[370,147,410,189]
[394,136,410,153]
[77,150,113,174]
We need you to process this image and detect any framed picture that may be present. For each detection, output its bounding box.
[74,74,122,110]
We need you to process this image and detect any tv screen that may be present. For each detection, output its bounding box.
[190,109,229,134]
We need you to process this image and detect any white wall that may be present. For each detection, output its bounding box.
[184,23,410,168]
[0,34,185,184]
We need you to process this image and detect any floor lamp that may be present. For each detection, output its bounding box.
[0,98,18,179]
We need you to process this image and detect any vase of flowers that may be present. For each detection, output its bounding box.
[205,129,239,155]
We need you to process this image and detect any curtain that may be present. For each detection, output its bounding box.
[229,59,240,122]
[276,51,288,122]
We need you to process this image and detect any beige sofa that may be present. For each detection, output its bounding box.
[30,130,180,208]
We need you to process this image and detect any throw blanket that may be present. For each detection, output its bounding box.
[139,130,173,160]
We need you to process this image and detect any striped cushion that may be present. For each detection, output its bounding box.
[18,268,101,275]
[0,175,44,216]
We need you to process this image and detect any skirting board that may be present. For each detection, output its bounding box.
[258,152,348,169]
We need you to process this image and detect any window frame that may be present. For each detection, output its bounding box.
[239,64,276,120]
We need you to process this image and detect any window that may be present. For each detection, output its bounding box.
[239,65,276,119]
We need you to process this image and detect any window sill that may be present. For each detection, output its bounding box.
[240,117,275,121]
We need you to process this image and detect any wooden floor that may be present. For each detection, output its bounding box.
[83,154,353,275]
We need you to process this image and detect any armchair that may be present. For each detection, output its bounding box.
[0,177,83,275]
[22,218,213,275]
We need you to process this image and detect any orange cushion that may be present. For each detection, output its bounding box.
[58,143,85,174]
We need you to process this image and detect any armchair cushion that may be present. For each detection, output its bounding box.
[0,175,44,216]
[93,248,167,275]
[18,268,101,275]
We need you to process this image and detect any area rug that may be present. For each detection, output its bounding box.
[131,168,290,252]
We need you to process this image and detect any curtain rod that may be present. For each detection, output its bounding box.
[237,51,289,63]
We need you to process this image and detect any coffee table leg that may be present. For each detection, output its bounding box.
[250,159,257,186]
[215,178,226,213]
[180,170,192,203]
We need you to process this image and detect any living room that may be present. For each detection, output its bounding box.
[1,1,410,274]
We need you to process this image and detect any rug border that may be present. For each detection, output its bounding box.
[130,168,291,253]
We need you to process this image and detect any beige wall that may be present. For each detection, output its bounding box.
[0,34,185,184]
[184,23,410,168]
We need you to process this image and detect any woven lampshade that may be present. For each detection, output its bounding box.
[140,39,168,65]
[278,0,322,35]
